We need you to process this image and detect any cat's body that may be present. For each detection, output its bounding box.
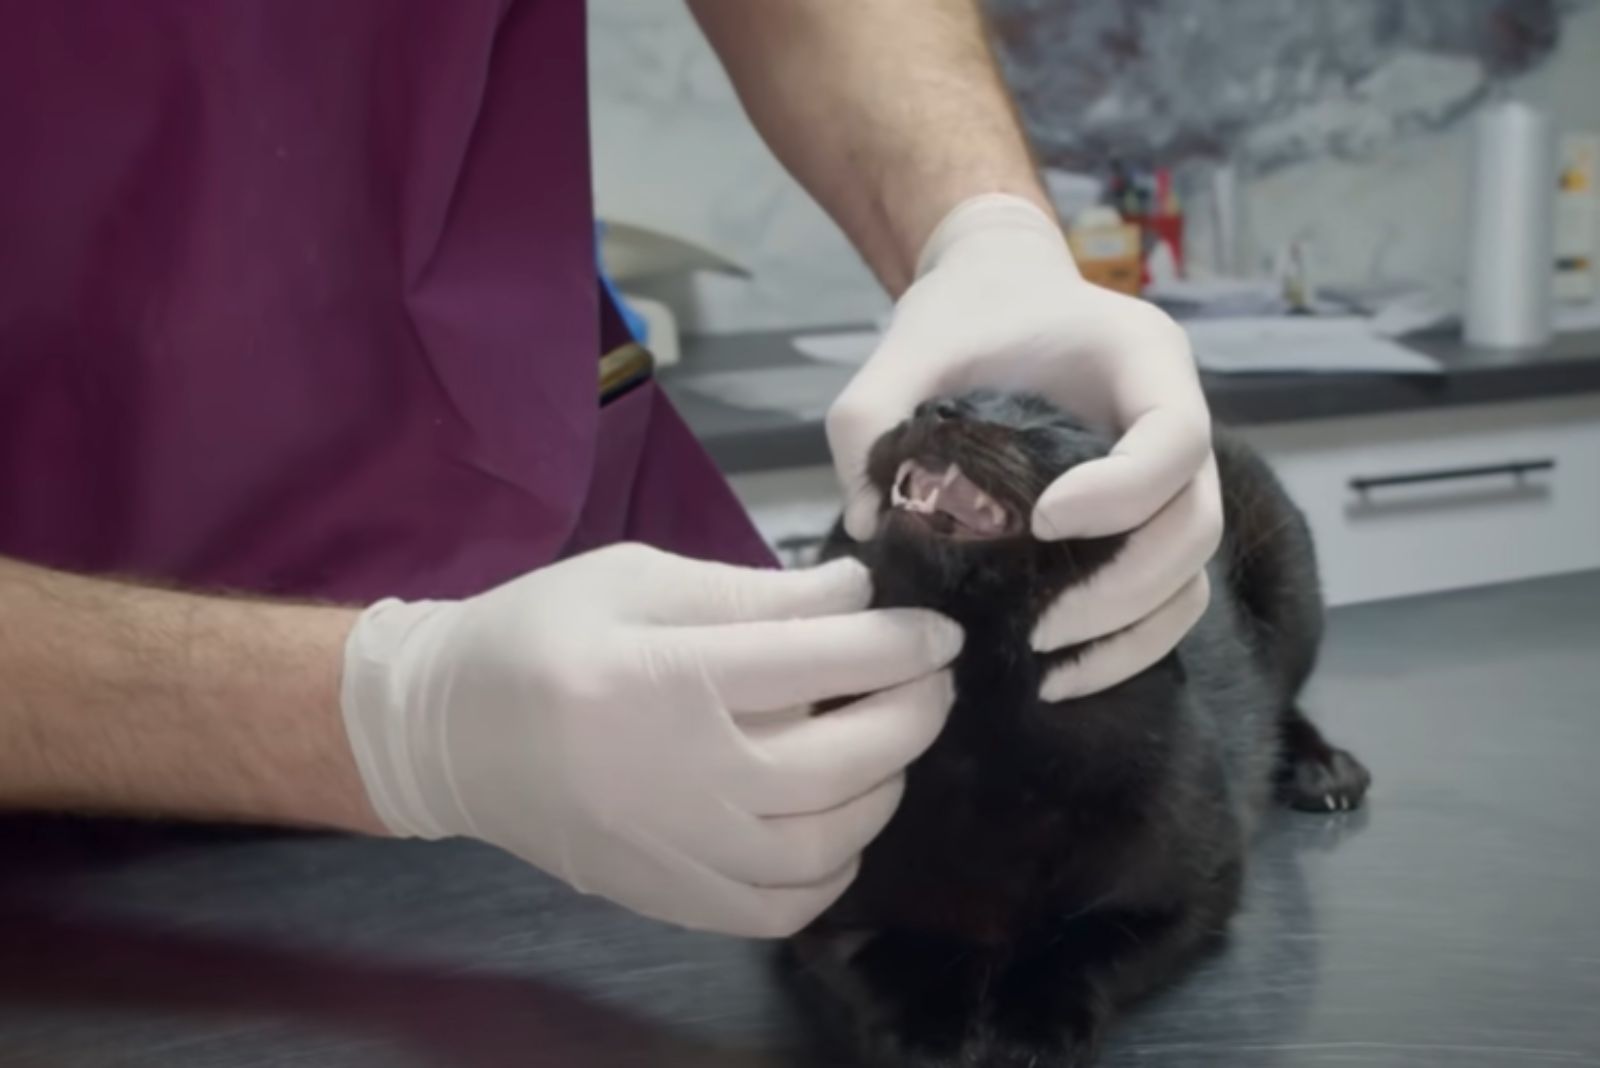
[788,391,1369,1068]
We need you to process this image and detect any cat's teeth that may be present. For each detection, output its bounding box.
[891,461,913,507]
[1325,796,1336,811]
[940,464,962,489]
[968,489,1005,532]
[900,485,941,514]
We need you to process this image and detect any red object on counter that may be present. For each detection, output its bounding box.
[1126,213,1185,284]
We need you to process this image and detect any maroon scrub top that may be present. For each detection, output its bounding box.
[0,0,774,604]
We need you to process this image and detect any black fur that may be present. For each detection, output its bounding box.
[786,390,1370,1067]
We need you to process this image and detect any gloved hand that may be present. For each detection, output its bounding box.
[340,544,960,938]
[827,193,1221,702]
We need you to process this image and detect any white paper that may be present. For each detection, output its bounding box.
[1365,291,1600,338]
[1185,316,1443,375]
[1145,276,1281,306]
[1555,299,1600,334]
[1367,287,1457,338]
[1145,276,1350,319]
[682,364,855,420]
[790,330,880,365]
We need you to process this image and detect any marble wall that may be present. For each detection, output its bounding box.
[588,0,1600,334]
[588,0,888,334]
[989,0,1575,171]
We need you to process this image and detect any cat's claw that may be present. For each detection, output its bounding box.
[1281,744,1372,813]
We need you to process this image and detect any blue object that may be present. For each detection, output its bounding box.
[595,221,649,344]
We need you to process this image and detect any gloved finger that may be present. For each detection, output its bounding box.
[639,850,859,939]
[826,344,942,541]
[729,862,859,938]
[644,555,872,626]
[563,821,857,939]
[754,777,903,887]
[1039,571,1211,702]
[730,671,953,816]
[1031,457,1222,651]
[1032,406,1213,540]
[708,777,904,888]
[690,611,962,715]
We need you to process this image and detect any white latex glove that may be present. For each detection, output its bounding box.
[827,193,1221,702]
[340,544,960,938]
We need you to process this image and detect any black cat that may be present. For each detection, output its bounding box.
[786,390,1370,1068]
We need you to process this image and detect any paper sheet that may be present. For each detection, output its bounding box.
[1185,316,1443,375]
[1144,277,1288,317]
[789,329,882,366]
[1555,300,1600,334]
[1366,291,1600,338]
[682,364,855,420]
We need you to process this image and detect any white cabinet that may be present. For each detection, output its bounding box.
[728,396,1600,606]
[1237,396,1600,606]
[727,465,842,566]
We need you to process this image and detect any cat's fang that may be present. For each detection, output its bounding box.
[891,459,948,514]
[891,461,913,507]
[970,490,1011,534]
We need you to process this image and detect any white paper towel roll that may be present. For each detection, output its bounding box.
[1465,99,1556,349]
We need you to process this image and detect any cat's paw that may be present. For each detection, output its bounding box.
[1281,745,1371,813]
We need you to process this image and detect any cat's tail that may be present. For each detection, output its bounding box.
[1212,429,1324,702]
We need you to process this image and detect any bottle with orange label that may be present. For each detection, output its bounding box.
[1067,206,1144,296]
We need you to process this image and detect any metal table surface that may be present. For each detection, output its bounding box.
[2,573,1598,1068]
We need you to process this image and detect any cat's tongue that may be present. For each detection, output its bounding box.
[890,459,1012,538]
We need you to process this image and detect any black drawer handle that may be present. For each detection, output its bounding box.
[1349,459,1556,494]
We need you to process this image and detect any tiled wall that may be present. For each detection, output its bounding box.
[589,0,1600,334]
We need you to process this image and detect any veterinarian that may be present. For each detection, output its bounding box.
[0,3,1218,937]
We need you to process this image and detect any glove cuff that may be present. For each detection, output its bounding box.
[914,193,1074,281]
[340,598,458,841]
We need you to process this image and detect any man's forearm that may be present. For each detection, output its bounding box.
[0,556,381,832]
[689,0,1051,294]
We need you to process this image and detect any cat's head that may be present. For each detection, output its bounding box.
[848,390,1126,624]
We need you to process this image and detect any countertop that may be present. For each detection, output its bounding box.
[660,327,1600,474]
[3,572,1599,1067]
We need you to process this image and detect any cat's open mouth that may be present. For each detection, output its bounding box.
[888,459,1022,540]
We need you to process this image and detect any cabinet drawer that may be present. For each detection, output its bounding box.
[727,464,842,566]
[1239,397,1600,606]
